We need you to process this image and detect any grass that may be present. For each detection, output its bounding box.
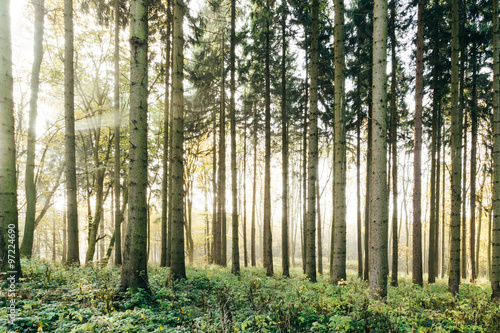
[1,259,500,332]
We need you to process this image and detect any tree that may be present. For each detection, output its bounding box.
[449,0,461,296]
[161,0,172,268]
[370,0,388,299]
[331,0,346,284]
[281,0,290,278]
[170,0,186,280]
[306,0,319,283]
[20,0,45,258]
[230,0,239,275]
[491,0,500,302]
[263,0,274,277]
[121,0,149,292]
[65,0,80,266]
[412,0,424,287]
[0,0,22,278]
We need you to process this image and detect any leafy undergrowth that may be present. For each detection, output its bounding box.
[1,260,500,332]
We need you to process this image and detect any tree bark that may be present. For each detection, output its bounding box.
[491,0,500,301]
[389,0,398,287]
[370,0,388,299]
[307,0,319,283]
[64,0,80,266]
[121,0,149,292]
[449,0,462,296]
[470,42,478,282]
[169,0,186,280]
[21,0,45,258]
[230,0,239,275]
[331,0,346,284]
[251,103,257,267]
[263,0,273,277]
[160,0,171,268]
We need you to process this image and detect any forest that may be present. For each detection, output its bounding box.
[2,0,500,331]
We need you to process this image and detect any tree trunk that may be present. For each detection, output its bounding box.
[412,0,424,287]
[356,78,363,279]
[121,0,149,292]
[470,43,478,282]
[230,0,239,275]
[331,0,346,284]
[64,0,80,266]
[281,1,290,278]
[317,178,322,275]
[21,0,44,258]
[217,30,226,267]
[302,78,308,274]
[211,105,217,265]
[243,103,248,267]
[114,0,123,267]
[306,0,319,283]
[491,0,500,301]
[160,0,171,268]
[251,103,257,267]
[169,0,186,280]
[449,0,461,296]
[370,0,388,299]
[389,0,398,287]
[263,0,273,277]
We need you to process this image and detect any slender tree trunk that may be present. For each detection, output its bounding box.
[470,43,478,282]
[449,0,461,296]
[211,106,217,265]
[332,0,346,284]
[63,207,67,263]
[230,0,239,275]
[441,158,446,278]
[169,0,186,280]
[435,102,441,278]
[251,103,257,267]
[370,0,388,299]
[389,0,398,287]
[64,0,79,266]
[121,0,149,292]
[217,30,226,267]
[302,79,308,274]
[412,0,424,286]
[281,2,290,278]
[161,0,171,268]
[114,0,123,267]
[317,178,322,275]
[21,0,44,258]
[356,81,363,279]
[460,1,467,280]
[492,0,500,300]
[243,103,248,267]
[86,171,105,264]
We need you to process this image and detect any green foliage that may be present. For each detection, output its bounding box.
[1,261,500,332]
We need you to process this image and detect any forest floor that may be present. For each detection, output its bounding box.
[1,260,500,332]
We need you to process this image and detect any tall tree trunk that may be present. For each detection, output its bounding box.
[332,0,346,284]
[243,103,248,267]
[21,0,45,258]
[412,0,424,287]
[0,0,23,274]
[161,0,171,268]
[491,0,500,301]
[370,0,388,299]
[169,0,186,280]
[317,178,322,275]
[302,78,308,274]
[114,0,123,267]
[435,101,442,278]
[211,106,217,265]
[64,0,80,266]
[121,0,149,292]
[356,75,363,279]
[251,103,257,267]
[217,30,226,267]
[230,0,239,275]
[306,0,319,283]
[281,1,290,278]
[263,0,274,277]
[449,0,461,296]
[470,43,478,282]
[356,77,363,279]
[389,0,398,287]
[460,0,467,280]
